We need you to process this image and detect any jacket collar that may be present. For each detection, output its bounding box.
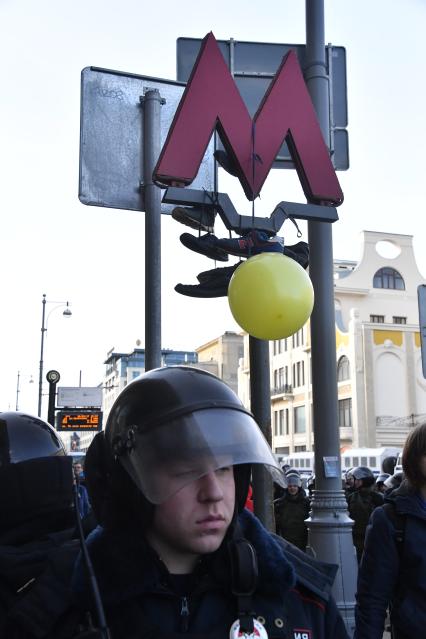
[75,510,337,604]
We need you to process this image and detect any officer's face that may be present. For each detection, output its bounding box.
[145,466,235,574]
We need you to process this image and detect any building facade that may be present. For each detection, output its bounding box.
[195,331,244,394]
[239,231,426,456]
[102,346,198,421]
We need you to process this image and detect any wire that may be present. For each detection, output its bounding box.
[73,483,111,639]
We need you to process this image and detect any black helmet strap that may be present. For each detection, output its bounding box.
[228,522,258,634]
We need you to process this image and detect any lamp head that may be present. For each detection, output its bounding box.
[63,303,72,317]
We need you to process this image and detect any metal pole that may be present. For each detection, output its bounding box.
[47,378,57,426]
[38,294,47,417]
[142,89,163,371]
[249,336,274,531]
[304,2,357,635]
[16,371,20,411]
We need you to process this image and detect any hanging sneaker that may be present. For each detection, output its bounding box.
[179,233,229,262]
[284,241,309,269]
[171,206,216,233]
[196,263,240,284]
[216,229,284,257]
[214,150,240,177]
[175,264,240,298]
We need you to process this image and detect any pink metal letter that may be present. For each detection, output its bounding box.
[153,33,343,205]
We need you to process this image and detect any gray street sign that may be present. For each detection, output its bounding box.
[177,37,348,171]
[79,67,216,213]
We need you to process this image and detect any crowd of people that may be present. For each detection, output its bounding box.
[0,366,425,639]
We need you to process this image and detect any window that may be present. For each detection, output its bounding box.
[373,267,405,290]
[294,406,306,433]
[338,398,352,428]
[294,445,306,452]
[292,361,305,388]
[292,328,304,349]
[279,410,284,436]
[370,315,385,323]
[274,410,287,437]
[393,316,407,324]
[337,355,350,381]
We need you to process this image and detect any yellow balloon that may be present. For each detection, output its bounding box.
[228,253,314,340]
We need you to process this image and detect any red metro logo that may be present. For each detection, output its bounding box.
[153,32,342,206]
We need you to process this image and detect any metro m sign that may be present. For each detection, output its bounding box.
[153,32,343,205]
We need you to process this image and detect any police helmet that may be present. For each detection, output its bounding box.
[0,412,72,531]
[384,471,404,491]
[376,473,390,485]
[105,366,286,509]
[0,411,66,466]
[351,466,375,486]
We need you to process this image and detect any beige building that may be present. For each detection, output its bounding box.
[239,230,426,456]
[196,331,244,394]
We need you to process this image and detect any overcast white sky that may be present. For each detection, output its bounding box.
[1,0,425,416]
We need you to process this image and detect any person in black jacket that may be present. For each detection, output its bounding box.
[354,422,426,639]
[274,472,311,551]
[0,411,93,639]
[347,466,383,562]
[72,366,349,639]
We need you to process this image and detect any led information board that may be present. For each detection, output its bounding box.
[56,411,103,432]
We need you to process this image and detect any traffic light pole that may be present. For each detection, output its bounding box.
[304,1,357,635]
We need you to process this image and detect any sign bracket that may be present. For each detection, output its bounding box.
[162,187,338,235]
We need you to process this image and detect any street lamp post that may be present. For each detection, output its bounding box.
[16,371,34,411]
[37,294,72,417]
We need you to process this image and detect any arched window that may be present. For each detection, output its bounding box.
[337,355,350,381]
[373,267,405,290]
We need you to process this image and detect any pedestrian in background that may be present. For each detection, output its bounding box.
[275,471,311,551]
[347,466,383,562]
[355,422,426,639]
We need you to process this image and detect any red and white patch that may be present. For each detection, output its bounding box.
[229,618,268,639]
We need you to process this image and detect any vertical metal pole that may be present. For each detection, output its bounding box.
[47,379,57,426]
[38,294,47,417]
[249,336,274,531]
[304,1,357,635]
[142,90,163,371]
[16,371,20,411]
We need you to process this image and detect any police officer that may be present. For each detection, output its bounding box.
[72,366,348,639]
[374,473,390,495]
[274,472,311,551]
[0,412,90,638]
[347,466,383,562]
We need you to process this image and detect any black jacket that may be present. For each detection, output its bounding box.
[354,481,426,639]
[73,509,348,639]
[347,487,383,560]
[275,489,311,550]
[0,522,81,639]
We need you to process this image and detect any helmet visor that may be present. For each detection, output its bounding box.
[119,408,286,504]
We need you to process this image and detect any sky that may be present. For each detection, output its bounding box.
[1,0,425,416]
